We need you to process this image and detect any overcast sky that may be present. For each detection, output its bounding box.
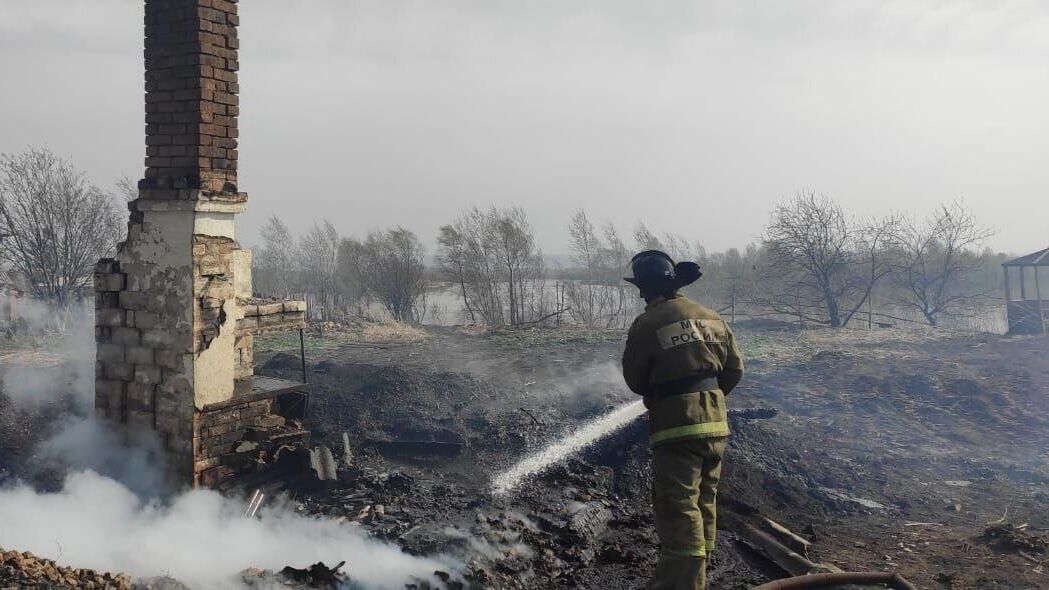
[1,0,1046,255]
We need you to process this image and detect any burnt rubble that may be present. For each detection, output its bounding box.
[0,548,131,590]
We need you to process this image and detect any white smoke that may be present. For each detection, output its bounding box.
[37,418,169,498]
[0,301,460,588]
[0,299,95,410]
[0,471,454,589]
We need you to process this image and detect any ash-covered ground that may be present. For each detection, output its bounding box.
[2,323,1048,588]
[255,323,1049,589]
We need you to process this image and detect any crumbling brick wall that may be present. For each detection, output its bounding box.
[95,252,197,476]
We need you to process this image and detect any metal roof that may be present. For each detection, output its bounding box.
[1003,248,1049,267]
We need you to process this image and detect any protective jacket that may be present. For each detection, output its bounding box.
[622,293,744,447]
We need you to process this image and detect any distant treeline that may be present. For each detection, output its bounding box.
[0,147,1009,333]
[253,191,1010,331]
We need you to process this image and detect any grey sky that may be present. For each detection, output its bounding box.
[1,0,1046,255]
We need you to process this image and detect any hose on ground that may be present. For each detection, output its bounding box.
[753,571,917,590]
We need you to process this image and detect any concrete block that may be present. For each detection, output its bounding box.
[104,361,134,381]
[282,300,307,313]
[155,349,181,369]
[156,396,179,417]
[142,329,172,347]
[94,272,126,292]
[119,291,149,310]
[135,311,160,329]
[156,413,181,435]
[127,410,153,430]
[135,364,162,384]
[111,326,142,345]
[127,346,155,365]
[97,343,125,362]
[95,258,119,273]
[96,291,120,309]
[96,308,125,327]
[95,378,123,399]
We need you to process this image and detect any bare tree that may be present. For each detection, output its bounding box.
[116,175,138,202]
[256,215,296,299]
[438,207,505,326]
[599,222,635,327]
[493,207,543,326]
[335,238,367,315]
[355,228,427,323]
[841,215,901,326]
[567,210,601,328]
[436,224,477,323]
[0,148,122,306]
[298,221,340,319]
[891,202,994,326]
[438,206,550,327]
[761,191,859,327]
[634,222,663,251]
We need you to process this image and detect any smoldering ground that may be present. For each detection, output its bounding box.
[0,472,454,589]
[0,305,459,589]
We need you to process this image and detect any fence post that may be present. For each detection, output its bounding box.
[795,288,803,328]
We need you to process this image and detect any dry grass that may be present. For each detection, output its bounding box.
[738,325,965,366]
[255,315,430,355]
[331,316,430,343]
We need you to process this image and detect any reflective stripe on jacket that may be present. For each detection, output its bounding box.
[621,293,744,447]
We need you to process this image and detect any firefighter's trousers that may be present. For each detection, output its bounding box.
[647,436,727,590]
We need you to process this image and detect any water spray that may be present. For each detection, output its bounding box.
[490,400,646,495]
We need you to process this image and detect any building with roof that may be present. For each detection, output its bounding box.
[1003,248,1049,335]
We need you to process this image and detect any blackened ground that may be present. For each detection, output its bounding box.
[258,325,1049,589]
[0,357,82,490]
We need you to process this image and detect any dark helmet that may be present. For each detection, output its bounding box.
[624,250,703,299]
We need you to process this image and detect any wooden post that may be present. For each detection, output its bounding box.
[867,294,873,330]
[1020,266,1027,300]
[1035,266,1046,335]
[795,287,803,328]
[1004,266,1013,334]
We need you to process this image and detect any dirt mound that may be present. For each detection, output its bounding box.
[302,363,488,451]
[0,548,131,589]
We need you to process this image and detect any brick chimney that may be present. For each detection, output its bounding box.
[94,0,307,487]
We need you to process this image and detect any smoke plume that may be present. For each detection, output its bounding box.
[0,302,458,588]
[0,471,453,589]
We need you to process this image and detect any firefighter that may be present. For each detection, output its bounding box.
[621,250,745,590]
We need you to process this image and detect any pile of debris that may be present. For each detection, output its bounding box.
[981,522,1049,555]
[0,548,131,589]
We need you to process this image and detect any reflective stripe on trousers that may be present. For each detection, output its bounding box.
[664,546,707,559]
[649,420,729,446]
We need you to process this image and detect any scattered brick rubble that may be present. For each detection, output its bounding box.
[0,548,131,590]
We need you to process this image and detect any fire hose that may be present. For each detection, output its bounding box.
[753,571,917,590]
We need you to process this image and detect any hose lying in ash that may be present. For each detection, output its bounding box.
[753,571,917,590]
